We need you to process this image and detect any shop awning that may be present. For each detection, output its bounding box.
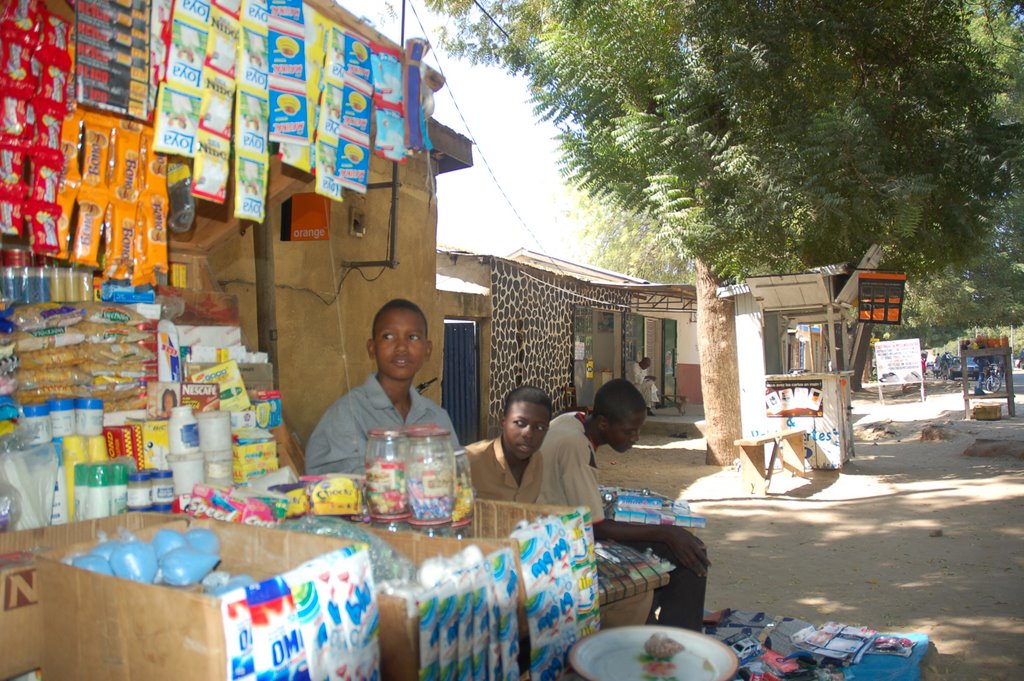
[744,272,833,317]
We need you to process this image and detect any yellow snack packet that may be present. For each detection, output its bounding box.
[192,129,230,203]
[104,200,139,281]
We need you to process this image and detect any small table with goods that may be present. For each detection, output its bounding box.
[959,338,1016,419]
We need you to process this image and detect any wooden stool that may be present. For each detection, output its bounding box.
[734,428,809,495]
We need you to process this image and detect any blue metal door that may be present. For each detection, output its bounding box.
[442,320,479,446]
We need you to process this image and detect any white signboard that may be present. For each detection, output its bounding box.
[874,338,923,385]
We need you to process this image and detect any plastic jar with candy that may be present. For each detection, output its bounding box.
[451,448,475,528]
[402,425,455,526]
[364,428,409,521]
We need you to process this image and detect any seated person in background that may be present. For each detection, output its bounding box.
[305,298,457,475]
[466,386,552,502]
[628,356,660,416]
[538,378,709,631]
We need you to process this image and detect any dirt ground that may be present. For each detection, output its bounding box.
[595,374,1024,680]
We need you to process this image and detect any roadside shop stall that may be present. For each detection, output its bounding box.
[726,265,862,487]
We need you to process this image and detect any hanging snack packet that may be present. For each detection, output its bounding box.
[235,89,269,157]
[192,129,230,203]
[369,43,401,107]
[234,153,268,221]
[112,120,143,204]
[165,17,209,91]
[80,113,113,188]
[26,199,62,254]
[336,134,370,194]
[205,5,240,81]
[136,131,169,285]
[104,199,139,281]
[71,193,109,267]
[373,107,406,163]
[237,26,269,92]
[313,137,342,202]
[31,107,65,167]
[29,160,61,205]
[198,74,234,139]
[343,30,372,87]
[339,78,372,142]
[153,83,203,156]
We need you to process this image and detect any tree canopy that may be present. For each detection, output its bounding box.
[427,0,1021,281]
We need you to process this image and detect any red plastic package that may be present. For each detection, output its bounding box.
[0,198,23,236]
[25,199,61,254]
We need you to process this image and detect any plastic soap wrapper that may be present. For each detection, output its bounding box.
[244,576,309,680]
[220,587,256,681]
[417,588,440,681]
[234,153,268,221]
[192,130,230,203]
[281,561,330,681]
[321,546,379,681]
[487,548,520,681]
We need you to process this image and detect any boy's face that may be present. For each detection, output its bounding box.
[500,401,551,462]
[367,308,431,383]
[596,410,645,453]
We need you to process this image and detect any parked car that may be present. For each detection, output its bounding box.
[945,356,980,380]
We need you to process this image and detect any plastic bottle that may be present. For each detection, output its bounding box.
[21,403,52,445]
[75,398,104,437]
[110,463,128,514]
[168,405,200,455]
[48,398,76,438]
[85,463,112,519]
[127,470,152,512]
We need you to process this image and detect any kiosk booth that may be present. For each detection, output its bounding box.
[721,253,884,472]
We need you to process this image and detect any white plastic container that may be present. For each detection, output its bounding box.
[21,404,52,445]
[48,398,76,438]
[74,398,104,437]
[168,405,200,455]
[167,451,205,496]
[197,411,232,452]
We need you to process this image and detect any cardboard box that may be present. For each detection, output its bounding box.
[0,513,174,679]
[188,361,275,393]
[972,404,1002,421]
[37,518,359,680]
[367,529,521,681]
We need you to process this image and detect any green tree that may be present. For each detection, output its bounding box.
[565,188,695,283]
[428,0,1021,463]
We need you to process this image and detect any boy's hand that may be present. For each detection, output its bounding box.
[664,527,710,576]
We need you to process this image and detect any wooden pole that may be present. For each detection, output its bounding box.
[253,215,280,389]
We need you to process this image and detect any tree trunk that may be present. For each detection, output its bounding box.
[694,258,743,466]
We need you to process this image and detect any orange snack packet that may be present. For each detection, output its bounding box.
[104,200,138,281]
[71,190,109,267]
[112,120,143,204]
[80,113,114,189]
[135,131,169,285]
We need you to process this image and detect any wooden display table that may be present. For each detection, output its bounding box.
[734,427,809,495]
[961,346,1016,419]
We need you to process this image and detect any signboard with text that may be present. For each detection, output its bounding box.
[874,338,923,385]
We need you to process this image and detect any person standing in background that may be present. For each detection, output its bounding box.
[627,356,660,416]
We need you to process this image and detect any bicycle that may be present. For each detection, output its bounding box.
[982,361,1003,393]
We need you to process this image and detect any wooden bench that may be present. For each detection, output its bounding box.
[734,427,809,495]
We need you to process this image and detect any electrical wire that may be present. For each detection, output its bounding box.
[406,0,568,277]
[470,0,510,40]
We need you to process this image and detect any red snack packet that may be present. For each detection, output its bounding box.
[1,97,30,138]
[0,145,25,193]
[0,41,36,99]
[30,159,61,203]
[25,198,61,254]
[0,198,23,236]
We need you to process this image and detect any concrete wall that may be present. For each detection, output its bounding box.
[208,152,444,447]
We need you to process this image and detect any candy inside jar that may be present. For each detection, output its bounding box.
[364,428,410,521]
[451,447,475,528]
[402,424,455,526]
